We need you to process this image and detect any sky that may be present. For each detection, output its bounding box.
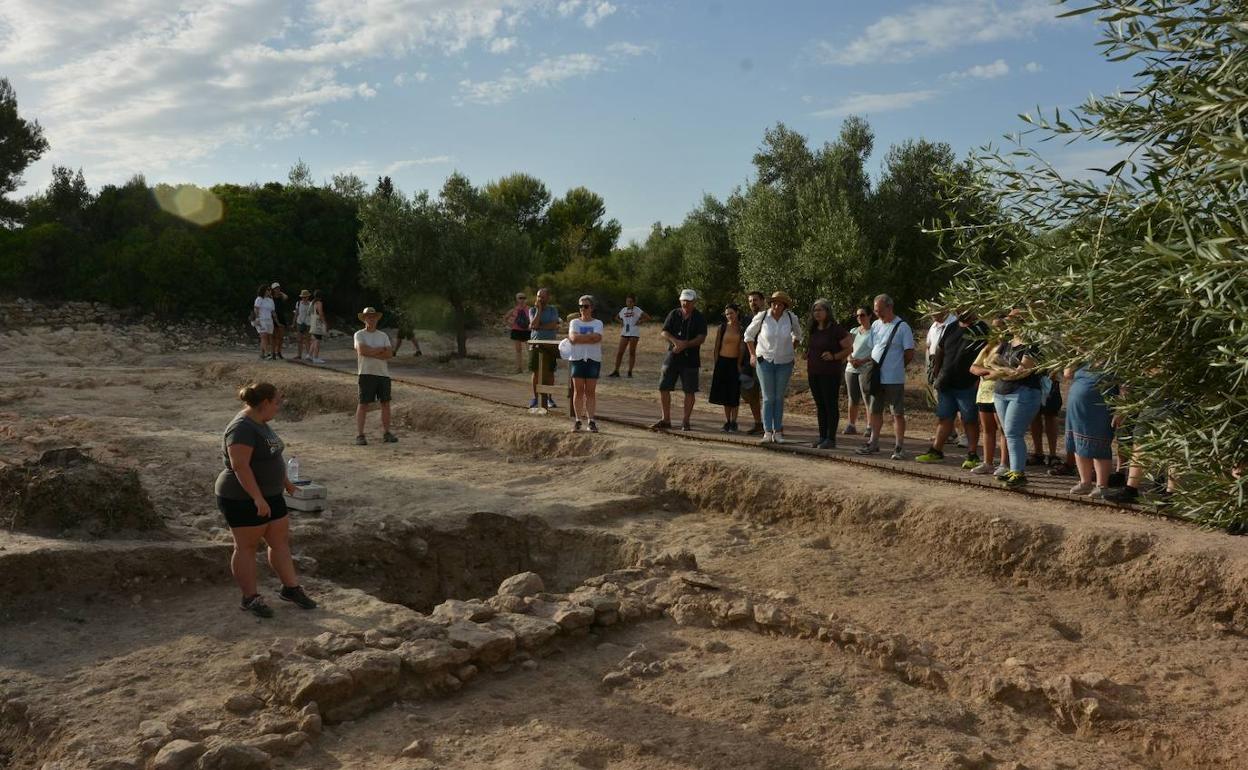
[0,0,1135,243]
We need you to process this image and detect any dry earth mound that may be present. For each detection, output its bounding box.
[0,447,161,537]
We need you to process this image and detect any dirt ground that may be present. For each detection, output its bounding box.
[1,323,1245,770]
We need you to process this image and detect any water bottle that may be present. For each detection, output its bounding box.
[287,456,300,483]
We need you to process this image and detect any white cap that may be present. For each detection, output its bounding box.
[270,282,281,289]
[679,288,698,302]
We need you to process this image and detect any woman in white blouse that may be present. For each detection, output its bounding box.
[744,291,802,444]
[566,295,605,433]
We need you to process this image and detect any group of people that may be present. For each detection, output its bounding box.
[250,282,328,363]
[510,286,1150,498]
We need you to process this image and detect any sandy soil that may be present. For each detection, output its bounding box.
[0,324,1244,770]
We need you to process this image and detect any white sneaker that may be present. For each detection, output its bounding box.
[956,435,969,448]
[773,431,785,444]
[993,465,1010,478]
[761,431,774,444]
[312,357,326,364]
[970,462,995,475]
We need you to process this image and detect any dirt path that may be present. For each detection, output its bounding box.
[1,334,1246,770]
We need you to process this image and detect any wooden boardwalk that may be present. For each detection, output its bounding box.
[313,356,1164,518]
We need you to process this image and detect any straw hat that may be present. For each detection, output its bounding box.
[357,306,382,322]
[769,291,793,308]
[299,289,311,298]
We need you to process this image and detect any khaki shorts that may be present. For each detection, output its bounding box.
[868,384,906,416]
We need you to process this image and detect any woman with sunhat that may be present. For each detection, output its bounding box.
[295,289,314,360]
[744,291,803,444]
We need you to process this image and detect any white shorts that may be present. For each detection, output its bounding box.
[254,318,274,334]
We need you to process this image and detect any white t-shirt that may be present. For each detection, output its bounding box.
[354,329,392,377]
[925,313,958,360]
[567,318,604,361]
[254,296,275,321]
[295,299,312,325]
[617,306,646,338]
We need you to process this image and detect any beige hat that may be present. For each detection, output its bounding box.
[769,291,793,309]
[357,306,382,322]
[299,289,311,298]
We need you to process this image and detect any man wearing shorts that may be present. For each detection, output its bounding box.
[652,289,708,432]
[270,282,290,359]
[608,295,650,378]
[527,287,561,409]
[855,294,915,460]
[353,307,397,446]
[917,312,987,468]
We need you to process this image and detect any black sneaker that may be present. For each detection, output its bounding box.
[681,422,693,431]
[588,420,599,433]
[721,422,731,433]
[626,372,633,378]
[382,432,398,443]
[572,420,583,432]
[279,585,317,610]
[608,371,620,378]
[1102,485,1139,504]
[241,594,274,618]
[1107,471,1127,487]
[355,435,368,446]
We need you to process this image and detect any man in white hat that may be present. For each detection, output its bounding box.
[354,307,397,445]
[652,288,707,431]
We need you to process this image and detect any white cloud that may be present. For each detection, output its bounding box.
[1025,61,1044,73]
[811,89,940,119]
[816,0,1062,66]
[944,58,1010,81]
[383,156,456,174]
[0,0,627,184]
[607,41,653,57]
[488,36,518,54]
[581,1,616,27]
[393,70,431,86]
[457,52,604,105]
[553,0,616,27]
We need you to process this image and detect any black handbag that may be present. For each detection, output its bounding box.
[868,319,903,397]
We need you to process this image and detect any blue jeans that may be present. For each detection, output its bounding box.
[756,359,794,432]
[994,387,1043,473]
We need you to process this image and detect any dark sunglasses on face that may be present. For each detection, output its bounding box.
[579,304,591,308]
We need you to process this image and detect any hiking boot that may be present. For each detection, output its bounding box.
[382,432,398,443]
[1002,471,1028,488]
[915,448,944,464]
[890,446,905,460]
[354,435,368,446]
[241,594,274,618]
[856,443,880,455]
[650,419,672,431]
[960,452,981,470]
[279,585,317,610]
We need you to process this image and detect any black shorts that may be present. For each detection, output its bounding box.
[659,365,699,394]
[313,333,323,341]
[359,374,392,404]
[1040,386,1063,416]
[977,402,996,414]
[509,329,529,341]
[217,494,288,529]
[298,323,310,334]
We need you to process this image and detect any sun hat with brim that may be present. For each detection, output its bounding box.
[679,288,699,302]
[299,289,311,298]
[769,291,794,308]
[357,306,382,322]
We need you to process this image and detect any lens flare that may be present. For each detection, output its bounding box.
[153,184,223,226]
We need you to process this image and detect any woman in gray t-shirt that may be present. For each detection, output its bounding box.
[214,381,316,617]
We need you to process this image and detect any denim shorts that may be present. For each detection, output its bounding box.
[570,359,601,379]
[935,387,978,424]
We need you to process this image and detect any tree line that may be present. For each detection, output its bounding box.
[2,77,974,350]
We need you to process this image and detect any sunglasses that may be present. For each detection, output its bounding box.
[579,304,592,308]
[856,313,868,317]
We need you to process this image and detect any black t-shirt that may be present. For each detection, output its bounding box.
[995,342,1043,394]
[661,308,708,369]
[272,294,291,325]
[936,320,988,391]
[214,412,286,500]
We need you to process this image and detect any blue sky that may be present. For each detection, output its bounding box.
[0,0,1133,243]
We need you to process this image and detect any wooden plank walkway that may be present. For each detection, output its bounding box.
[308,355,1166,518]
